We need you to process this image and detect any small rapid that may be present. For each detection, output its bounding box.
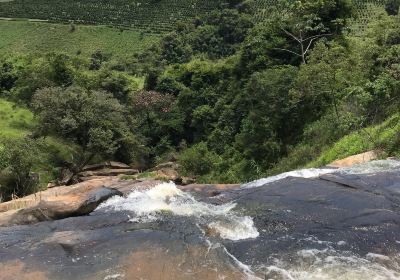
[242,168,335,188]
[96,182,259,241]
[94,159,400,280]
[338,159,400,175]
[3,161,400,280]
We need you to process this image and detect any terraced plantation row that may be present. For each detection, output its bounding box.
[0,0,389,35]
[347,0,387,34]
[0,0,221,33]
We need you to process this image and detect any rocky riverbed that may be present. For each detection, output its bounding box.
[1,160,400,279]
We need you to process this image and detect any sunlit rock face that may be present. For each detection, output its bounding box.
[1,160,400,280]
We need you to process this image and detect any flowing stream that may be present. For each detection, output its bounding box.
[92,160,400,280]
[1,160,400,280]
[96,182,259,241]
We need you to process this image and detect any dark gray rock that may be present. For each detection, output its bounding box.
[1,171,400,279]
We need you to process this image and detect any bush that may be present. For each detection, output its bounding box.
[178,142,220,177]
[0,138,40,201]
[32,86,141,169]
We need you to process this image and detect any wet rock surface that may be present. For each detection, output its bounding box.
[222,173,400,273]
[1,164,400,279]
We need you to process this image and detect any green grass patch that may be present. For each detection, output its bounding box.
[0,98,34,138]
[0,20,159,57]
[136,171,171,182]
[270,114,400,175]
[119,175,137,181]
[0,98,77,188]
[137,171,157,179]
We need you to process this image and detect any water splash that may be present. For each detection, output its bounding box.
[96,182,259,241]
[208,216,259,241]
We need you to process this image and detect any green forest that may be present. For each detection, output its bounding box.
[0,0,399,201]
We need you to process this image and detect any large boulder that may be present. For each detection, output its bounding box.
[0,187,122,226]
[0,178,241,227]
[148,161,181,181]
[327,150,380,168]
[82,161,131,171]
[0,177,119,213]
[55,162,136,186]
[78,168,139,178]
[149,162,180,172]
[0,178,122,226]
[78,161,139,181]
[0,177,163,227]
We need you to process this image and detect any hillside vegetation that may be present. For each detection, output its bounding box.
[311,114,400,166]
[0,99,76,200]
[0,0,400,201]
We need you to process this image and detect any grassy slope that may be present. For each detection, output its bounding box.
[269,113,400,175]
[0,20,159,56]
[0,98,34,139]
[308,114,400,167]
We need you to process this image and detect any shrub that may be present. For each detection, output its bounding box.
[32,86,146,176]
[178,142,220,177]
[0,138,40,201]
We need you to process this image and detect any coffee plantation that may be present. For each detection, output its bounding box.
[0,0,388,34]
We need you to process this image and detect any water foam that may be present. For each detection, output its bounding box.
[338,159,400,175]
[208,216,259,241]
[263,245,400,280]
[242,168,335,188]
[96,182,259,241]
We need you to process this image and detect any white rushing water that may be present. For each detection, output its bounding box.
[244,159,400,189]
[242,168,336,188]
[96,182,259,241]
[338,159,400,175]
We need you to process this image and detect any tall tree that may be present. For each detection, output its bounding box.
[32,86,138,173]
[273,0,353,63]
